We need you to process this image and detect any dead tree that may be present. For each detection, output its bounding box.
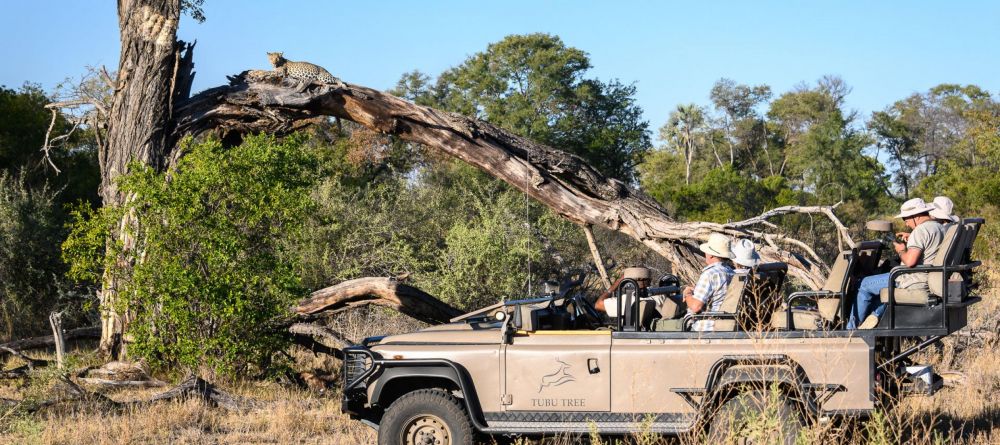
[174,71,840,288]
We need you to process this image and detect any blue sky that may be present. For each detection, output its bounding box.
[2,1,998,138]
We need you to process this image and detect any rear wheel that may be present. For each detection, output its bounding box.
[378,389,474,445]
[707,389,802,445]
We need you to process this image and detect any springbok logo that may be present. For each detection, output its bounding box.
[538,358,576,392]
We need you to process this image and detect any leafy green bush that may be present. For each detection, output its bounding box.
[0,172,69,340]
[64,135,318,375]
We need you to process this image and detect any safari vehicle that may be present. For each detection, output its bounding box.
[341,218,985,445]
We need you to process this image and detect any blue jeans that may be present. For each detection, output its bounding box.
[848,273,890,329]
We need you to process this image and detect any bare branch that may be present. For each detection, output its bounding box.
[727,202,855,249]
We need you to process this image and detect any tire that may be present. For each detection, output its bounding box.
[378,389,475,445]
[706,389,802,445]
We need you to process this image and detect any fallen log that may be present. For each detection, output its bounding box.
[295,276,462,324]
[0,326,100,354]
[288,322,356,359]
[175,71,830,289]
[1,374,254,413]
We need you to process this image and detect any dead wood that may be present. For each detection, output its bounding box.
[138,374,255,411]
[174,71,831,288]
[288,322,356,360]
[295,276,463,323]
[1,375,253,414]
[0,326,100,354]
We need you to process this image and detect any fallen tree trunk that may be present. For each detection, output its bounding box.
[0,327,100,355]
[295,276,463,323]
[175,71,830,288]
[0,374,254,413]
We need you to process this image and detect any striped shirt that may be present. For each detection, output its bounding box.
[689,261,735,331]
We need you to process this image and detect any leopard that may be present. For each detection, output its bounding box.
[267,52,338,84]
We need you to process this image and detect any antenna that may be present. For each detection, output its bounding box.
[524,151,532,297]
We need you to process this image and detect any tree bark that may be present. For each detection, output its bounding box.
[175,72,828,288]
[99,0,194,356]
[295,277,463,324]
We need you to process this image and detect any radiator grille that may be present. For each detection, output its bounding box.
[343,350,372,387]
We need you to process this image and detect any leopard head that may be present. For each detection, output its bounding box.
[267,52,286,67]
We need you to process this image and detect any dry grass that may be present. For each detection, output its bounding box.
[2,272,999,444]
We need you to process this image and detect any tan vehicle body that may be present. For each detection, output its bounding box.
[349,321,875,434]
[343,218,983,440]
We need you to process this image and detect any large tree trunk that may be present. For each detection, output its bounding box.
[98,0,193,356]
[175,72,829,288]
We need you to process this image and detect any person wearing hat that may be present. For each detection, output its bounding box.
[682,233,737,331]
[731,238,761,272]
[848,198,946,329]
[595,267,652,316]
[930,196,960,226]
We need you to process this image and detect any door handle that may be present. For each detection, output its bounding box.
[588,358,600,374]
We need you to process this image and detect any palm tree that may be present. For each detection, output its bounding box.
[660,104,706,185]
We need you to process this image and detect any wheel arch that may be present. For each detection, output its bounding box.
[369,360,489,432]
[700,355,812,419]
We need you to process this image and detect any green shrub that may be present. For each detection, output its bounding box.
[64,135,318,375]
[0,172,68,340]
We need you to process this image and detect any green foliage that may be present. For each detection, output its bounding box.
[0,84,100,207]
[420,189,542,309]
[0,173,70,340]
[396,33,651,181]
[64,135,317,375]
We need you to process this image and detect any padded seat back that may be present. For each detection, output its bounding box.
[929,224,964,297]
[712,273,749,331]
[822,251,852,293]
[743,262,788,330]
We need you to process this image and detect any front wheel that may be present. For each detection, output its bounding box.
[706,389,802,445]
[378,389,474,445]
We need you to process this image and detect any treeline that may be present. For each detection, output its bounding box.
[1,33,997,374]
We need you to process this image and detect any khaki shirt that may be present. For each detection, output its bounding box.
[895,220,945,289]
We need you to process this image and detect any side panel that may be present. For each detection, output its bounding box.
[610,335,874,414]
[503,331,611,412]
[372,330,503,413]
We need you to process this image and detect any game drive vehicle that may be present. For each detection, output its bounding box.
[341,218,985,445]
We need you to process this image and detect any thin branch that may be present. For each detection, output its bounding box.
[582,224,612,290]
[727,202,855,248]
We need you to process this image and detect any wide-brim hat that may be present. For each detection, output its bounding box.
[895,198,936,219]
[699,233,733,259]
[731,238,761,268]
[622,267,651,281]
[929,196,960,223]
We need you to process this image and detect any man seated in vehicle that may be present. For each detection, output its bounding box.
[847,198,946,329]
[595,267,652,317]
[682,233,736,331]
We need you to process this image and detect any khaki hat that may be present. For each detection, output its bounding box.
[929,196,960,223]
[895,198,936,219]
[699,233,733,259]
[622,267,651,281]
[731,238,760,268]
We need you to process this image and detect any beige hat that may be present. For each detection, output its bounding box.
[622,267,651,281]
[731,238,760,268]
[929,196,960,223]
[699,233,733,259]
[895,197,936,219]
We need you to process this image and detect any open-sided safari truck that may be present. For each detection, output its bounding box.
[341,218,985,445]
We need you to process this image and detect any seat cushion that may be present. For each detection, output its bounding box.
[879,287,930,305]
[770,310,826,330]
[653,318,686,332]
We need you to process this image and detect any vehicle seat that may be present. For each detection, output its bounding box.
[878,222,965,306]
[770,250,851,330]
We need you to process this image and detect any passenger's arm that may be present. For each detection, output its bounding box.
[897,247,923,268]
[683,274,714,313]
[594,277,625,313]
